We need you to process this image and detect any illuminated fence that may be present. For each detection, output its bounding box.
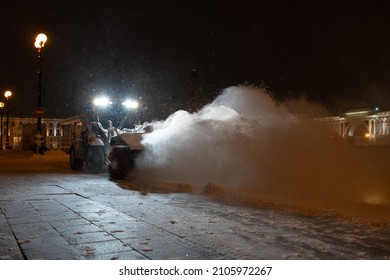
[318,109,390,145]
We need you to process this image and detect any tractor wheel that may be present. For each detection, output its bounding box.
[86,146,105,174]
[108,147,135,180]
[70,148,84,171]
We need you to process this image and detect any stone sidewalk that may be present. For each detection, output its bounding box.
[0,188,148,260]
[1,152,390,260]
[0,174,284,260]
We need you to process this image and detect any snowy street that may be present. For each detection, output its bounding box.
[0,151,389,260]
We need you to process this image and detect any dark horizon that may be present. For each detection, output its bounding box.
[2,1,390,121]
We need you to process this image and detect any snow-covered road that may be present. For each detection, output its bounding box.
[0,151,389,259]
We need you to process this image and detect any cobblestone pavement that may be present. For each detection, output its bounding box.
[0,151,389,260]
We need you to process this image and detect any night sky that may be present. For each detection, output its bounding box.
[2,0,390,121]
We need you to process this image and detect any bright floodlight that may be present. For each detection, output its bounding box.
[35,33,47,48]
[93,96,111,107]
[4,91,12,98]
[122,99,139,109]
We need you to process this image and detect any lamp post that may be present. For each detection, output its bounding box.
[34,33,47,153]
[0,102,4,150]
[4,91,12,150]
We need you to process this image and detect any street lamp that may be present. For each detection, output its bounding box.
[4,91,12,150]
[0,102,4,150]
[34,33,47,153]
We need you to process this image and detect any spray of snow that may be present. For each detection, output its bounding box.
[136,86,390,220]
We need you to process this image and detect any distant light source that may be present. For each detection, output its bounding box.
[34,33,47,49]
[365,133,371,138]
[364,192,385,205]
[4,91,12,98]
[93,96,111,107]
[122,99,139,109]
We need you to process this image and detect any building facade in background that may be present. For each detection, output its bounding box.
[2,109,390,151]
[319,108,390,145]
[1,116,64,151]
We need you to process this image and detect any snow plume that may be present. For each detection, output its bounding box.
[136,86,390,221]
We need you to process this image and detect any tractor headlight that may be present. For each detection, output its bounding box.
[122,99,139,109]
[93,97,111,107]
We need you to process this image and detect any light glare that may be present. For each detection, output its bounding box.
[35,33,47,48]
[93,97,111,107]
[122,99,139,109]
[4,91,12,98]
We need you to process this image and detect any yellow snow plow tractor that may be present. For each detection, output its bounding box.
[60,96,149,178]
[108,123,151,179]
[61,115,108,174]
